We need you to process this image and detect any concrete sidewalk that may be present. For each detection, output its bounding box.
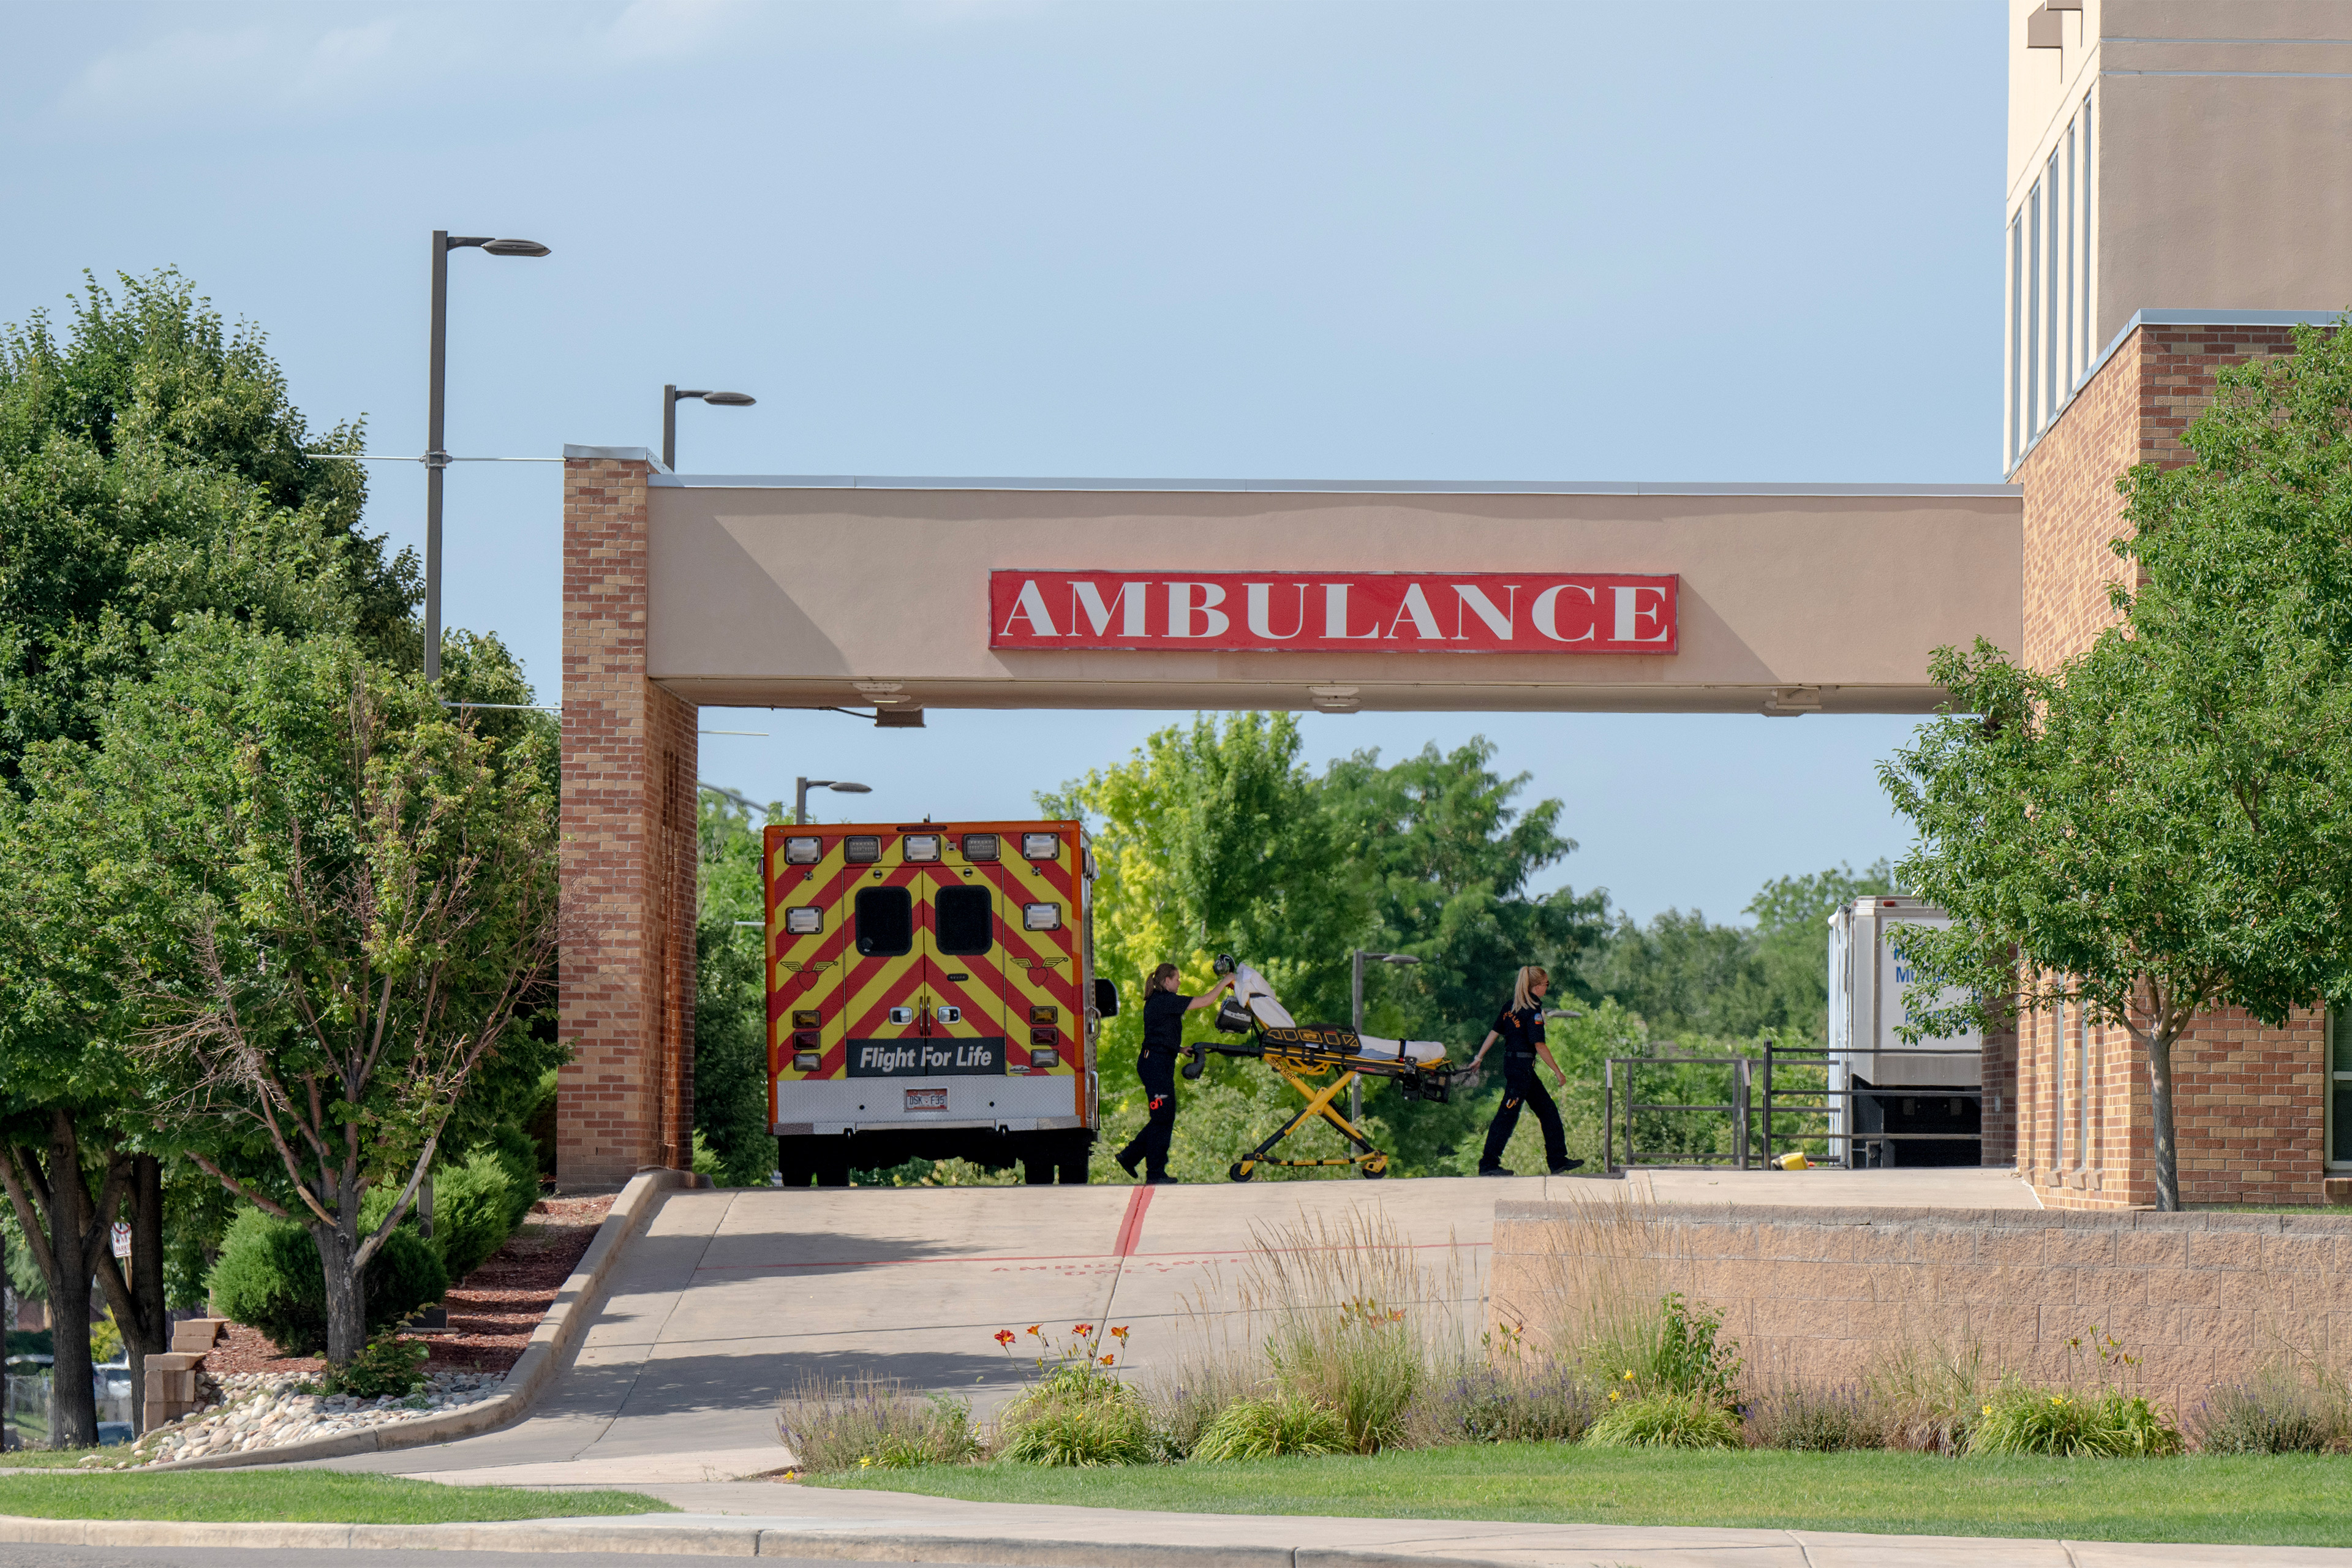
[4,1480,2343,1566]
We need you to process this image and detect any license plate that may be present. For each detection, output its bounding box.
[903,1087,949,1112]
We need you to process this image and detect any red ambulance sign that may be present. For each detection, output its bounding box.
[989,571,1676,654]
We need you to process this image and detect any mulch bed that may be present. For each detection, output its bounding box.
[423,1194,614,1374]
[202,1194,617,1379]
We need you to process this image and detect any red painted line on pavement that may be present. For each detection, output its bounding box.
[1113,1185,1155,1259]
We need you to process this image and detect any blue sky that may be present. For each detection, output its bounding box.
[2,1,2003,925]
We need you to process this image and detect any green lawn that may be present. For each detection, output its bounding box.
[0,1447,127,1470]
[816,1446,2352,1547]
[0,1470,675,1523]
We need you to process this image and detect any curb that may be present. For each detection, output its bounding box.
[137,1168,696,1473]
[0,1517,1530,1566]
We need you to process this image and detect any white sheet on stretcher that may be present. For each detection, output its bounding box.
[1232,963,1448,1065]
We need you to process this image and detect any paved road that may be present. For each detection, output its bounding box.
[0,1550,989,1568]
[309,1166,2033,1488]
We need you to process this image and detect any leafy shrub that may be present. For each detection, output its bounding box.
[1743,1382,1883,1452]
[1586,1292,1743,1409]
[356,1150,530,1286]
[207,1208,448,1358]
[1410,1362,1599,1446]
[1582,1390,1744,1450]
[2192,1379,2336,1455]
[997,1365,1155,1466]
[322,1330,429,1400]
[89,1312,124,1366]
[1966,1382,2182,1458]
[1189,1394,1349,1460]
[776,1376,981,1471]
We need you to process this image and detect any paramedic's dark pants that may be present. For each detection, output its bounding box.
[1120,1049,1178,1178]
[1479,1055,1567,1172]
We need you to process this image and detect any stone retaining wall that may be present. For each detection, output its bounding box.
[1490,1199,2351,1415]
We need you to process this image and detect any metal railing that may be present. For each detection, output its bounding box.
[1762,1044,1983,1170]
[1602,1044,1984,1172]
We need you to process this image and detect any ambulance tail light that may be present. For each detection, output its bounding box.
[1028,1047,1060,1069]
[783,836,822,864]
[1028,1005,1060,1025]
[793,1050,823,1072]
[791,1009,822,1029]
[1023,902,1062,931]
[1030,1027,1060,1048]
[962,833,999,861]
[784,907,823,935]
[844,836,881,864]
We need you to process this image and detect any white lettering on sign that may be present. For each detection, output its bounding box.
[111,1221,131,1259]
[991,571,1678,654]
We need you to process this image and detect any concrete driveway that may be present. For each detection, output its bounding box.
[319,1165,2035,1487]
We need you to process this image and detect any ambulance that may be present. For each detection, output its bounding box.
[764,820,1112,1186]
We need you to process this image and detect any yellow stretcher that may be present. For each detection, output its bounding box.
[1189,955,1471,1181]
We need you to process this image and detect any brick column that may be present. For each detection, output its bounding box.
[2015,323,2331,1207]
[559,450,698,1188]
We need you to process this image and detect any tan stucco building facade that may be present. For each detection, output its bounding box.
[556,0,2352,1199]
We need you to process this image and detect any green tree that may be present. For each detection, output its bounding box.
[0,268,428,1425]
[76,622,559,1359]
[1884,322,2352,1210]
[695,786,782,1187]
[0,270,414,780]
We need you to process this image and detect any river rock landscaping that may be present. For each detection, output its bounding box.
[97,1370,507,1468]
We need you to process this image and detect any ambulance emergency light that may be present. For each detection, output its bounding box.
[784,907,822,935]
[1022,832,1060,860]
[783,836,821,864]
[1023,902,1062,931]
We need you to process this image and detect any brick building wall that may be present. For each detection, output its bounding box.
[2013,323,2332,1207]
[559,453,699,1188]
[1491,1199,2351,1418]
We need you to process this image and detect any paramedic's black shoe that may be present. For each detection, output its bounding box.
[1549,1159,1586,1174]
[1145,1174,1182,1185]
[1116,1148,1140,1180]
[1477,1166,1512,1178]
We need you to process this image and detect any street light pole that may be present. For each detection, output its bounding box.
[423,230,549,685]
[795,776,872,824]
[425,232,450,685]
[663,385,756,472]
[1349,949,1420,1125]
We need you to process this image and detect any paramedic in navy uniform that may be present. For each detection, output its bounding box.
[1115,962,1234,1185]
[1468,965,1583,1177]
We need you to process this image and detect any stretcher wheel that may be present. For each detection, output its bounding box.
[1228,1162,1253,1183]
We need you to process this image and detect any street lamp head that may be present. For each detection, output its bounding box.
[699,391,756,406]
[827,781,872,794]
[482,238,551,257]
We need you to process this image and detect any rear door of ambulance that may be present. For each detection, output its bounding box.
[998,824,1087,1125]
[766,826,851,1130]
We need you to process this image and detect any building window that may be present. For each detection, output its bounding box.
[2008,216,2024,467]
[2027,183,2043,438]
[2044,153,2060,425]
[2063,124,2076,394]
[2331,1007,2352,1168]
[2078,93,2094,376]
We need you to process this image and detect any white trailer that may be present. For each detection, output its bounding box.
[1826,897,1983,1166]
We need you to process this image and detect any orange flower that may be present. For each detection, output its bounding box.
[1074,1324,1095,1336]
[1026,1325,1041,1337]
[1109,1325,1129,1340]
[1100,1354,1115,1366]
[994,1329,1016,1346]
